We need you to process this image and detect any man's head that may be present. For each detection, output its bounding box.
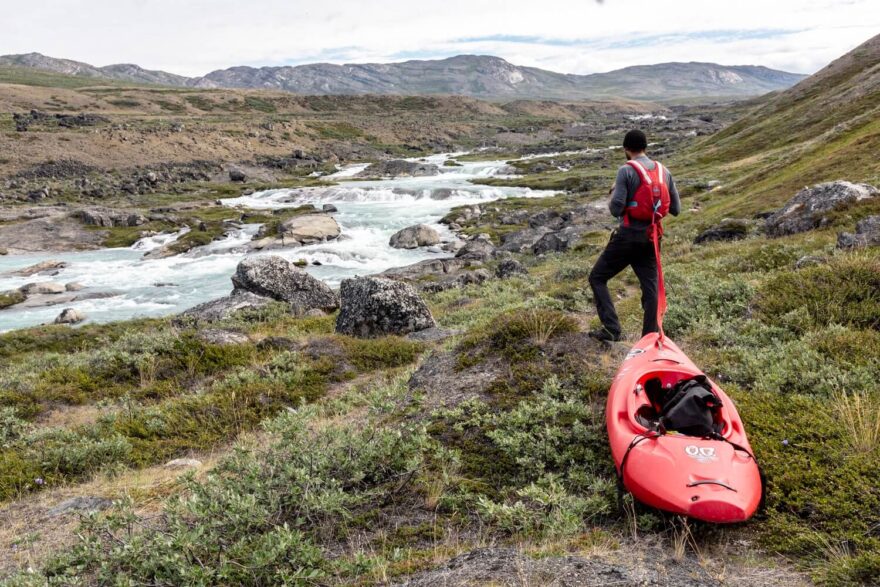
[623,129,648,160]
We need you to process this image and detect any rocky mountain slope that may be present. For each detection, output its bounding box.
[0,52,805,102]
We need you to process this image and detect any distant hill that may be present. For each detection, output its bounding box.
[0,52,805,102]
[683,32,880,214]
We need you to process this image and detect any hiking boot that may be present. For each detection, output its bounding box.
[589,328,621,342]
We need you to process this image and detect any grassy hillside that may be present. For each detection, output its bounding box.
[673,33,880,219]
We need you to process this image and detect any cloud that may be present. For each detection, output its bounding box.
[1,0,877,76]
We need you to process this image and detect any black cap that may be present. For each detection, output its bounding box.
[623,129,648,152]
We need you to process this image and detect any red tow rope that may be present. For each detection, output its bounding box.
[649,217,666,345]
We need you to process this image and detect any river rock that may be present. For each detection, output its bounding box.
[694,218,751,244]
[336,276,436,337]
[765,181,879,237]
[5,260,67,277]
[229,168,247,182]
[322,203,338,213]
[0,290,26,309]
[279,213,340,245]
[389,224,441,249]
[54,308,86,324]
[20,281,66,295]
[837,215,880,249]
[232,255,339,312]
[358,160,440,178]
[72,207,148,228]
[65,282,84,291]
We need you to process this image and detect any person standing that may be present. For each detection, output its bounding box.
[588,130,681,342]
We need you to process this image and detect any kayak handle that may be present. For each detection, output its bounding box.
[687,480,737,492]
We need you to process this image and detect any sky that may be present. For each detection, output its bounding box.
[1,0,878,77]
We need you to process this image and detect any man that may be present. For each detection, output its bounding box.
[588,130,681,342]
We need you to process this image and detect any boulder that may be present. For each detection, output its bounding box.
[72,207,147,228]
[837,215,880,249]
[229,169,247,182]
[358,160,440,178]
[496,259,528,278]
[280,213,340,245]
[455,235,496,261]
[336,276,436,337]
[232,256,339,312]
[389,224,441,249]
[178,290,276,323]
[499,227,553,253]
[322,203,338,213]
[54,308,86,324]
[423,269,491,293]
[765,181,879,237]
[528,210,564,230]
[532,225,593,255]
[694,218,750,244]
[20,282,66,295]
[5,260,67,277]
[65,282,84,292]
[196,329,250,345]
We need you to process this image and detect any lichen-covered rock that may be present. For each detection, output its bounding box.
[455,235,496,261]
[389,224,441,249]
[196,328,250,345]
[178,290,276,323]
[496,259,528,278]
[837,215,880,249]
[231,255,339,312]
[765,181,879,237]
[694,218,751,244]
[336,276,435,337]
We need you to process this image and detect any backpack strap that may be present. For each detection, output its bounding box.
[626,159,652,185]
[656,162,665,186]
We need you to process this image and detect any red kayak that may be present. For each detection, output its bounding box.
[606,332,762,523]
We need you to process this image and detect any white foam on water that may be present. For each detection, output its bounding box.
[0,154,557,332]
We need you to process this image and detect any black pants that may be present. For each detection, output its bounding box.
[588,229,659,338]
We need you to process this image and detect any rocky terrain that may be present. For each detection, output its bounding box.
[1,53,806,102]
[0,33,879,587]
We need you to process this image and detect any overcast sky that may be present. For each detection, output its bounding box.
[2,0,878,77]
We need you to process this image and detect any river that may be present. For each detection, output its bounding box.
[0,153,554,332]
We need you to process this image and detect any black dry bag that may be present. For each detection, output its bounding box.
[658,375,722,437]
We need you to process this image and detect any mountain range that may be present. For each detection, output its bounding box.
[0,52,806,102]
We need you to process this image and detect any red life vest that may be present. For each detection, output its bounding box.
[623,159,671,230]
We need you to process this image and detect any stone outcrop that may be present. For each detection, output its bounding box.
[389,224,441,249]
[72,207,148,228]
[20,282,66,295]
[765,181,879,237]
[358,160,439,178]
[496,259,527,278]
[4,260,67,277]
[455,235,497,261]
[336,276,435,337]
